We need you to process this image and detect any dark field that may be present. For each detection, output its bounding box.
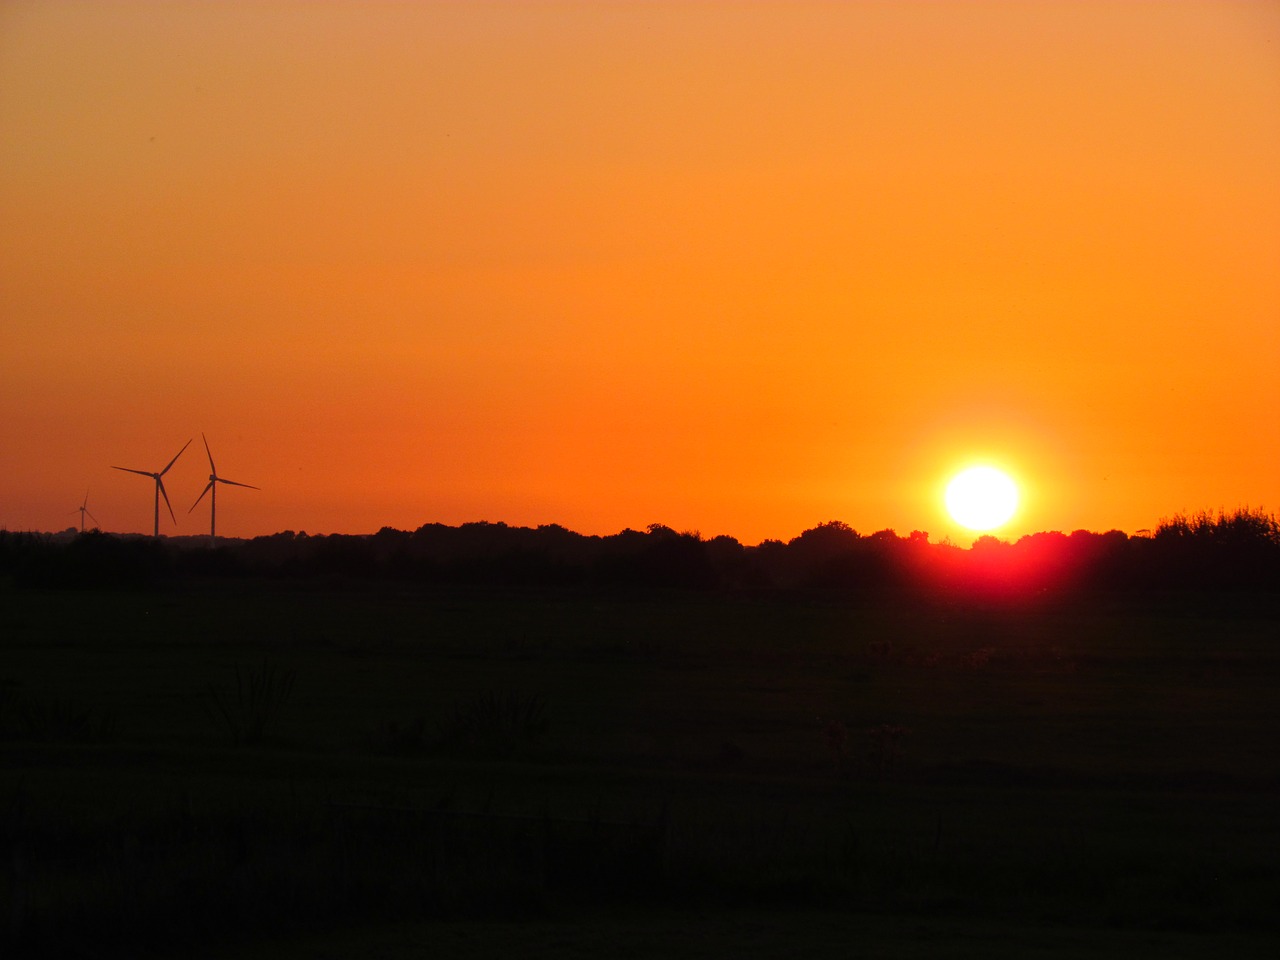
[2,583,1278,957]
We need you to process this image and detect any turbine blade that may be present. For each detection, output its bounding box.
[160,438,193,476]
[190,481,214,512]
[82,491,90,508]
[202,432,216,475]
[85,510,99,526]
[113,466,155,478]
[158,478,176,524]
[217,478,259,490]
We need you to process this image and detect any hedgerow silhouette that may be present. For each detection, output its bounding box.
[5,507,1278,593]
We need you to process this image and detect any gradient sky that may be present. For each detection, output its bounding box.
[3,1,1278,544]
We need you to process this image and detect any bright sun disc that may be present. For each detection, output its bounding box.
[945,466,1019,531]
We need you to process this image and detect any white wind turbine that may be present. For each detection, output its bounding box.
[189,433,258,545]
[112,438,192,538]
[70,491,99,533]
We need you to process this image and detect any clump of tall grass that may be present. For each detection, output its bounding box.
[365,690,550,758]
[201,659,297,746]
[365,712,431,756]
[437,690,548,758]
[820,718,909,780]
[820,716,853,778]
[866,724,909,779]
[0,688,117,744]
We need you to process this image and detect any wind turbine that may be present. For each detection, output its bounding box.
[112,438,192,538]
[70,491,99,533]
[189,433,258,545]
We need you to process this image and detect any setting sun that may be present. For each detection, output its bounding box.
[945,466,1019,532]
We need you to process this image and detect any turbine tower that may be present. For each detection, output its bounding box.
[189,433,258,545]
[112,439,192,538]
[70,491,99,533]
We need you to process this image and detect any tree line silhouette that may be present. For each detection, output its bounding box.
[3,508,1278,594]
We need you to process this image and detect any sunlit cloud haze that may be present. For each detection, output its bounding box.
[2,1,1277,543]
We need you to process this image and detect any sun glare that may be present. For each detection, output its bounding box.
[945,466,1019,532]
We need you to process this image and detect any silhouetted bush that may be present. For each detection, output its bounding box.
[201,659,298,746]
[1149,508,1280,589]
[4,695,118,743]
[438,690,549,758]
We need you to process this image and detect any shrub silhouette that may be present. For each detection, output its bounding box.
[438,690,548,758]
[202,659,297,746]
[1151,508,1280,588]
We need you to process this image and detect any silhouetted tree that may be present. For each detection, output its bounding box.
[783,521,861,587]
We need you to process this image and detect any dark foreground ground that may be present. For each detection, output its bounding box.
[2,581,1278,957]
[214,910,1270,959]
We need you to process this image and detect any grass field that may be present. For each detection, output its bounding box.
[2,582,1278,956]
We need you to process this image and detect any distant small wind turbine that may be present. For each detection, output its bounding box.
[189,433,258,545]
[112,439,192,538]
[70,491,99,533]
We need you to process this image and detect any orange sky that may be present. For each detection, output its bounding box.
[2,1,1278,544]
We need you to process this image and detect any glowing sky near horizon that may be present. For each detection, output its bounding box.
[2,1,1278,544]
